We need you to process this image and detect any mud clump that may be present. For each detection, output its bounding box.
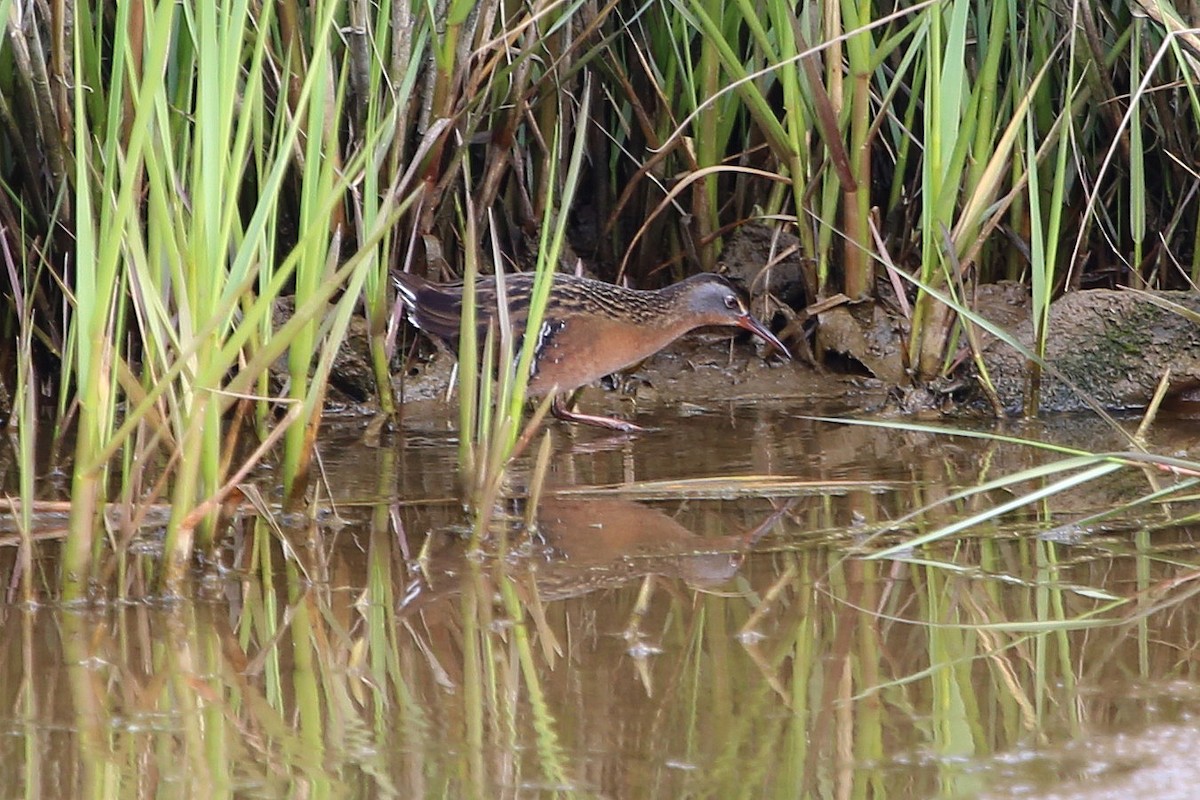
[979,289,1200,414]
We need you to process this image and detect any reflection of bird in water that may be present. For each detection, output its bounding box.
[393,271,790,431]
[528,496,758,596]
[398,495,788,613]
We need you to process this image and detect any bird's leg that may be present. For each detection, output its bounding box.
[550,394,645,433]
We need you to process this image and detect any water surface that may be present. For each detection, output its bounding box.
[2,404,1199,798]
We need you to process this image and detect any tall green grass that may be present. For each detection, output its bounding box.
[58,1,411,597]
[49,0,595,595]
[450,86,591,537]
[2,2,1198,595]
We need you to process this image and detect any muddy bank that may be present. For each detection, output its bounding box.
[978,288,1200,414]
[394,334,880,425]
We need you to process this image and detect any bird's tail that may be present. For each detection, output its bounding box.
[391,271,423,308]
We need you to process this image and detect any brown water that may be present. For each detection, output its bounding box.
[2,404,1200,798]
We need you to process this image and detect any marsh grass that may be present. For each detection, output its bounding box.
[3,4,1199,789]
[1,2,1198,597]
[450,83,592,539]
[5,0,422,598]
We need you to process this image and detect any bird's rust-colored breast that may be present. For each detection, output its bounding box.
[526,312,686,396]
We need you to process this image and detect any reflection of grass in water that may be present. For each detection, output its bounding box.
[708,420,1200,794]
[796,417,1200,558]
[18,482,1200,796]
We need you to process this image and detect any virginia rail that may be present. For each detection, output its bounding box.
[393,270,790,431]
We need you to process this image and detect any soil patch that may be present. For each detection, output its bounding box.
[978,289,1200,413]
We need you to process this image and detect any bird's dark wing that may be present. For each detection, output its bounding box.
[393,272,462,343]
[393,272,541,346]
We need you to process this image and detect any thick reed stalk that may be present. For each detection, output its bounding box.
[840,1,876,299]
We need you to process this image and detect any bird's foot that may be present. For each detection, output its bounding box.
[551,396,646,432]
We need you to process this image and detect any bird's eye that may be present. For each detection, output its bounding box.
[723,294,739,310]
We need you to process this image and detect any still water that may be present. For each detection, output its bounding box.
[1,403,1199,798]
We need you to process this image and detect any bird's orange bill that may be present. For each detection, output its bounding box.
[737,315,791,360]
